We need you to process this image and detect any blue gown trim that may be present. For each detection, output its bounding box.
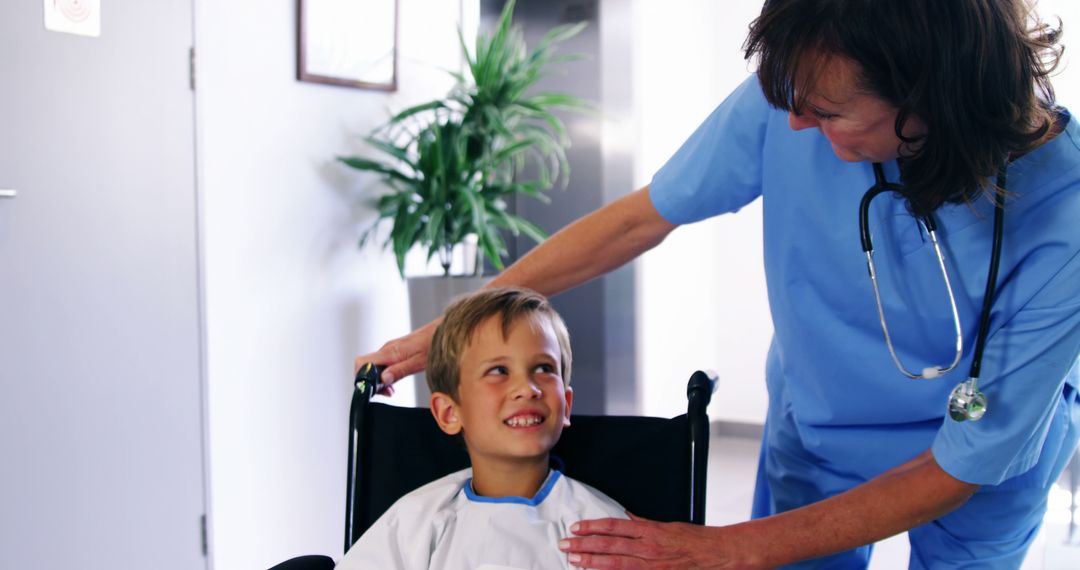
[463,469,562,506]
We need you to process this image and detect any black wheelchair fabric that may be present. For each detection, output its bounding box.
[553,413,691,523]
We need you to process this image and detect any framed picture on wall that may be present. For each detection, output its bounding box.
[297,0,398,91]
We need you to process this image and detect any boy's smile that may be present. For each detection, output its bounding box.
[504,411,544,428]
[432,313,573,473]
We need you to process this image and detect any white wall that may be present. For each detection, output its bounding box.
[1043,0,1080,106]
[196,1,466,567]
[635,1,772,423]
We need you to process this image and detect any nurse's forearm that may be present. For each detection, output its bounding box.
[486,186,676,297]
[733,449,978,567]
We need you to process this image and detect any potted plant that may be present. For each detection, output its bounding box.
[339,0,588,279]
[339,0,587,400]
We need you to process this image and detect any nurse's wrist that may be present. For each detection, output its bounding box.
[710,520,776,570]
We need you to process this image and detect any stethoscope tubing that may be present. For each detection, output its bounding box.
[969,168,1007,381]
[860,162,1006,384]
[861,163,963,379]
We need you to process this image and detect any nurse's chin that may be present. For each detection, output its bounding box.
[829,144,867,163]
[830,143,897,163]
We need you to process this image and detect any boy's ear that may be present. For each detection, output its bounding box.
[430,392,462,435]
[562,387,574,427]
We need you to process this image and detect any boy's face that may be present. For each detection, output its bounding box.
[430,313,573,467]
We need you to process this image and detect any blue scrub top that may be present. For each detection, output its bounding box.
[650,76,1080,487]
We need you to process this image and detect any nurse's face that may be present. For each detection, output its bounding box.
[788,56,925,163]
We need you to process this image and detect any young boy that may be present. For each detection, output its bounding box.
[336,287,627,569]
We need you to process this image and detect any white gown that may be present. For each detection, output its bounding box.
[336,468,627,570]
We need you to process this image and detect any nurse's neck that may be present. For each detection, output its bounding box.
[469,453,551,499]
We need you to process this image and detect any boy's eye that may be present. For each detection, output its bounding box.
[484,365,509,376]
[534,363,557,374]
[810,107,838,120]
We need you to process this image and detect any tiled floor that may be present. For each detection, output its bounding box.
[705,435,1080,569]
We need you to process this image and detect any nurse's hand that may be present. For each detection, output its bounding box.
[558,513,750,569]
[355,317,443,392]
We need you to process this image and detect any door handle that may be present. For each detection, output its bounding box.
[0,189,17,198]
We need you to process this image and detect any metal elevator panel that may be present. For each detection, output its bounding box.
[480,0,638,415]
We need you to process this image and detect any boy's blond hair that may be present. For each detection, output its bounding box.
[427,287,572,398]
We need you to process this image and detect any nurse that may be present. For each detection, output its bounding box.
[359,0,1080,567]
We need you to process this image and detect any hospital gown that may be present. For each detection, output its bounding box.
[335,468,626,570]
[649,75,1080,567]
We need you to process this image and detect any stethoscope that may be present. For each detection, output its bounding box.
[859,162,1006,422]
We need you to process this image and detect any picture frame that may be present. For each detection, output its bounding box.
[297,0,398,91]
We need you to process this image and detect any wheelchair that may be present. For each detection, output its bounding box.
[270,365,716,569]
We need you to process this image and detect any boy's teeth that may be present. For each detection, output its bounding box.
[505,415,543,427]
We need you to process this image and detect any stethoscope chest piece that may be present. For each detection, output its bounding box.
[948,378,988,422]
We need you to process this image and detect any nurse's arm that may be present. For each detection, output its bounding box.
[485,185,677,295]
[561,448,979,569]
[355,186,677,383]
[735,448,979,566]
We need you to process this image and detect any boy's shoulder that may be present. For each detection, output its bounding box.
[544,472,627,519]
[337,469,473,569]
[386,467,472,518]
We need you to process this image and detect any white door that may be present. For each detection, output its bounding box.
[0,2,207,569]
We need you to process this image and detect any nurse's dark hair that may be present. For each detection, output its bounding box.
[426,287,572,399]
[745,0,1062,217]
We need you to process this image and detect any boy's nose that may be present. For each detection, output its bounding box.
[511,377,542,399]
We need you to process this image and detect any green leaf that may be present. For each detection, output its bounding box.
[489,136,541,166]
[337,156,414,184]
[361,137,416,170]
[485,204,520,235]
[525,92,587,109]
[478,224,507,270]
[457,27,476,71]
[424,207,446,250]
[509,216,547,243]
[390,201,413,276]
[537,22,587,50]
[459,185,485,235]
[387,100,447,125]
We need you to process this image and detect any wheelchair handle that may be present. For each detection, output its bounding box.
[354,362,387,400]
[687,369,717,407]
[346,362,386,551]
[686,370,717,525]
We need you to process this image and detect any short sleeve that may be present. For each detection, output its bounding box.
[648,75,772,225]
[335,506,414,570]
[932,249,1080,486]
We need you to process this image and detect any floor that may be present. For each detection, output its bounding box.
[705,435,1080,569]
